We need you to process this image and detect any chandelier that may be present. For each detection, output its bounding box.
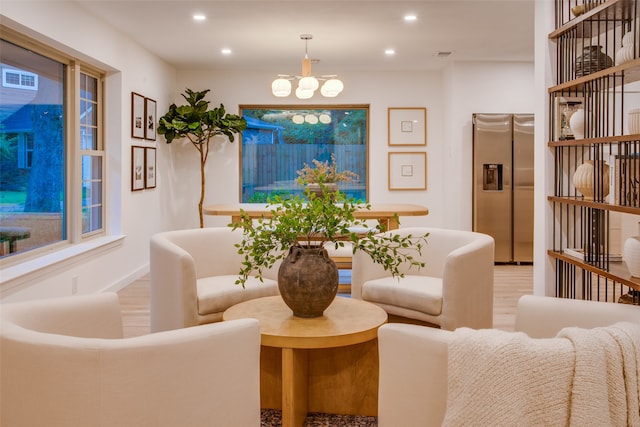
[271,34,344,99]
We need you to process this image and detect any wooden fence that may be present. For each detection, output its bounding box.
[241,144,367,202]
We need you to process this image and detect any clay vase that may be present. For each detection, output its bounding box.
[278,245,339,318]
[623,222,640,278]
[572,160,610,201]
[306,183,338,199]
[575,45,614,77]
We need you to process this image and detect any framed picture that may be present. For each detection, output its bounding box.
[388,151,427,190]
[131,146,145,191]
[145,147,157,188]
[145,97,157,141]
[388,107,427,146]
[239,104,369,203]
[131,92,145,139]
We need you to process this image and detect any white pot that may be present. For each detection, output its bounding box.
[623,222,640,278]
[569,108,586,139]
[572,160,610,200]
[628,108,640,135]
[622,31,635,47]
[615,45,635,65]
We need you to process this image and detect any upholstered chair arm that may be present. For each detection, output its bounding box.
[378,323,452,427]
[150,234,199,332]
[0,292,122,338]
[351,248,389,300]
[515,294,640,338]
[440,234,494,331]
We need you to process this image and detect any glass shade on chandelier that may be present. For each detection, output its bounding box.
[320,79,344,97]
[272,78,292,97]
[272,75,344,100]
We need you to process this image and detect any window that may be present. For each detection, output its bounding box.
[0,33,105,258]
[2,68,38,91]
[239,105,369,203]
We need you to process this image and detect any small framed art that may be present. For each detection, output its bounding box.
[145,97,157,141]
[131,146,145,191]
[388,107,427,146]
[131,92,145,139]
[145,147,156,189]
[388,151,427,190]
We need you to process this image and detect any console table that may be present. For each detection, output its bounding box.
[223,296,387,427]
[204,203,428,231]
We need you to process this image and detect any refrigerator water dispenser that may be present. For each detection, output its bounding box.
[483,164,503,191]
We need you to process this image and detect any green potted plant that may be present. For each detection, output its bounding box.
[157,89,247,227]
[296,153,359,198]
[232,184,428,317]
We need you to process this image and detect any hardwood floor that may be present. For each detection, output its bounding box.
[117,264,533,337]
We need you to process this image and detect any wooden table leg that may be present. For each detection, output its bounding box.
[281,348,309,427]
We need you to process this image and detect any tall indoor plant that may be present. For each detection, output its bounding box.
[157,89,246,227]
[233,184,428,317]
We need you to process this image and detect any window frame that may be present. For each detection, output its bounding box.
[0,26,106,264]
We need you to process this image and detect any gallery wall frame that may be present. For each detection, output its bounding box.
[388,151,427,191]
[145,147,157,189]
[388,107,427,146]
[131,92,145,139]
[145,97,157,141]
[131,146,145,191]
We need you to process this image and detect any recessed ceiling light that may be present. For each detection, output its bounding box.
[385,49,396,55]
[404,14,417,22]
[221,48,232,55]
[193,14,206,21]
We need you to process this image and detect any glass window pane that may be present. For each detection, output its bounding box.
[82,205,102,234]
[240,106,368,203]
[81,154,102,234]
[0,39,66,257]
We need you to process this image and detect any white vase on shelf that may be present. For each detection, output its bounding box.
[616,32,637,65]
[572,160,610,200]
[623,222,640,278]
[569,108,586,139]
[628,108,640,135]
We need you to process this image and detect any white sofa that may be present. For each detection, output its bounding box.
[150,227,279,332]
[352,226,495,330]
[377,295,640,427]
[0,292,261,427]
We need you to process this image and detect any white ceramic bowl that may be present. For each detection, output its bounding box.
[628,108,640,135]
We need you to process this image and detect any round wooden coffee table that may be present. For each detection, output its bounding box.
[223,295,387,427]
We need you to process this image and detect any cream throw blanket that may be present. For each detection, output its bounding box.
[442,322,640,427]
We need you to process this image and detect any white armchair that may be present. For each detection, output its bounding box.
[352,226,495,330]
[377,295,640,427]
[150,227,279,332]
[0,293,261,427]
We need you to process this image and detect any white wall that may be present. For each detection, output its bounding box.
[176,63,534,230]
[0,1,535,302]
[1,1,176,301]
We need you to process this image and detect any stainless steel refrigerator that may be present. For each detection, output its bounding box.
[472,113,534,263]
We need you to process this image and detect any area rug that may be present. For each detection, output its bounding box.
[261,409,378,426]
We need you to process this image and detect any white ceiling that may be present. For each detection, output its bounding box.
[73,0,535,73]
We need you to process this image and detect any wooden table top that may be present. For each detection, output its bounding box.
[223,296,388,349]
[204,203,429,219]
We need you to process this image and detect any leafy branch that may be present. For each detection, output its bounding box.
[232,184,428,287]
